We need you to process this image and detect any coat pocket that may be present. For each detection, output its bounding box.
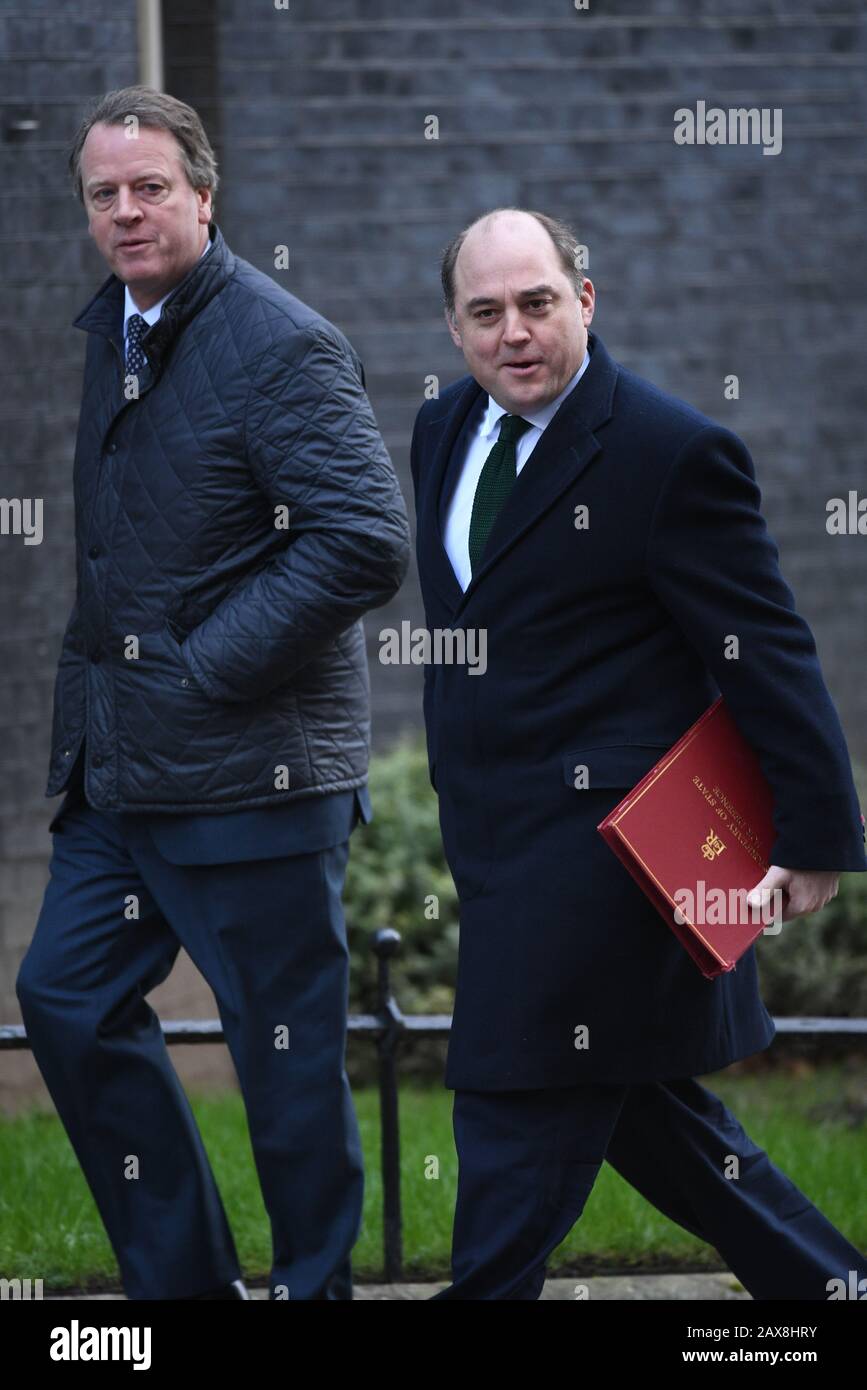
[563,742,672,791]
[115,628,211,798]
[159,624,201,692]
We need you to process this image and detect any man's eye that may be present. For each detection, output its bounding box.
[528,299,550,309]
[143,184,164,193]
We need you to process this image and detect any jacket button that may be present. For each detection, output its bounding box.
[91,754,103,768]
[88,545,100,559]
[106,443,118,455]
[180,677,190,688]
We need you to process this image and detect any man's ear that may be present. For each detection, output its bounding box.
[578,277,595,327]
[445,307,462,349]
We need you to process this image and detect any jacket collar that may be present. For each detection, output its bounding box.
[423,329,619,616]
[72,221,236,374]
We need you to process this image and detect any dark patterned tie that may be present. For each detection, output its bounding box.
[467,413,533,574]
[126,313,148,374]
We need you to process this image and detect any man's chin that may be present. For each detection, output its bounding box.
[496,379,553,413]
[109,251,165,293]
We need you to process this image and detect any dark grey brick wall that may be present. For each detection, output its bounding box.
[2,0,865,1100]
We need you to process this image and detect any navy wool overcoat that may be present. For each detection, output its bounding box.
[411,331,865,1090]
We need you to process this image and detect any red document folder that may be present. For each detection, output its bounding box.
[597,698,779,979]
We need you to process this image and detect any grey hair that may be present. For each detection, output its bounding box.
[441,207,585,319]
[68,85,219,213]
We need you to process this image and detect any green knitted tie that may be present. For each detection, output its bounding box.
[467,413,533,574]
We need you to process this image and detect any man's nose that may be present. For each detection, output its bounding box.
[502,312,531,342]
[113,188,141,221]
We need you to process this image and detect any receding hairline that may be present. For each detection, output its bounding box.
[458,208,555,251]
[441,205,585,318]
[451,213,579,306]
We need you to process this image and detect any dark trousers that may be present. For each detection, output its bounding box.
[432,1079,867,1300]
[16,801,363,1300]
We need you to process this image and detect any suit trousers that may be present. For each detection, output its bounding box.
[16,798,364,1300]
[431,1079,867,1300]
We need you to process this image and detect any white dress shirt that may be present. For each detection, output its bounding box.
[123,233,212,362]
[443,347,591,591]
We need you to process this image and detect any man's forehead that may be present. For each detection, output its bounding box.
[82,125,181,175]
[455,259,566,302]
[456,232,561,292]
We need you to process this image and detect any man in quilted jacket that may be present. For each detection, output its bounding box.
[16,86,410,1301]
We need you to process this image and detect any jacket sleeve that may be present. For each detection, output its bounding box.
[645,424,866,872]
[181,325,411,702]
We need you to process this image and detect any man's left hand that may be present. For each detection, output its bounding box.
[747,866,840,923]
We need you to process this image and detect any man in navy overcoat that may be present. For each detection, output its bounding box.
[411,207,867,1300]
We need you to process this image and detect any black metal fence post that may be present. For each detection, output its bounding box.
[372,927,405,1284]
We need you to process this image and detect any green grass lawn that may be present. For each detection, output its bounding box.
[1,1064,863,1289]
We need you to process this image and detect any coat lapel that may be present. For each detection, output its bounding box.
[418,374,484,613]
[453,331,619,617]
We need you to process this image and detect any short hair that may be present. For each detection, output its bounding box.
[67,85,219,214]
[441,208,585,319]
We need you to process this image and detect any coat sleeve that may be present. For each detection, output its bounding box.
[645,423,866,872]
[409,404,438,793]
[181,325,411,703]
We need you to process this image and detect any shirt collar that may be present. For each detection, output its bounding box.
[123,234,212,335]
[481,345,592,440]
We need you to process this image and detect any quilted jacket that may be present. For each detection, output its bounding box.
[46,221,411,812]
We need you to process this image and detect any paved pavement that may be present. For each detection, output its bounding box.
[44,1272,750,1300]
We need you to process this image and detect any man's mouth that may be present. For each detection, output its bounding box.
[503,360,542,376]
[116,238,153,250]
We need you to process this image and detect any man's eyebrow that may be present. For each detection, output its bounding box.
[85,170,169,191]
[464,284,559,310]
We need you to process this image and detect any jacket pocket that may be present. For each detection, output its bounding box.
[563,742,672,790]
[159,623,200,692]
[115,628,220,801]
[164,609,189,645]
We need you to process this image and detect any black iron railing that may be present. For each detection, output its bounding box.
[2,926,866,1282]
